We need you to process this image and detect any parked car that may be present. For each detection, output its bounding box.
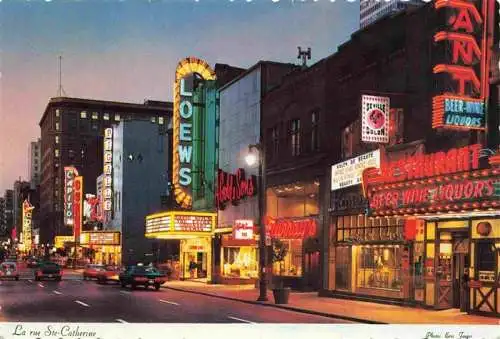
[119,265,167,290]
[35,262,62,281]
[83,264,105,280]
[0,262,19,280]
[96,265,121,284]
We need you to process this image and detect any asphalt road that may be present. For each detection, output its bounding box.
[0,270,351,323]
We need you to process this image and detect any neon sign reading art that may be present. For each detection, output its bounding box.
[172,57,216,209]
[432,0,495,130]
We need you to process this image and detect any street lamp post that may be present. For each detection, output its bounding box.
[245,144,268,302]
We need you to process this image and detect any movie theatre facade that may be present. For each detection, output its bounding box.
[357,144,499,317]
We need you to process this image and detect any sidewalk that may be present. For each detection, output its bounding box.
[165,281,499,325]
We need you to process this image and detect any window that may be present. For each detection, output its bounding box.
[80,111,87,119]
[103,113,110,121]
[289,119,301,156]
[92,112,99,120]
[55,122,60,131]
[151,116,156,123]
[272,126,279,156]
[222,246,258,279]
[272,239,303,277]
[34,166,38,171]
[114,114,120,121]
[158,117,164,125]
[55,136,60,144]
[357,246,403,292]
[388,108,404,146]
[54,149,59,157]
[311,111,319,151]
[55,109,60,118]
[477,241,495,271]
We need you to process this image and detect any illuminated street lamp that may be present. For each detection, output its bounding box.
[245,144,268,302]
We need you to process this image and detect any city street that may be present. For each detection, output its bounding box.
[0,267,351,324]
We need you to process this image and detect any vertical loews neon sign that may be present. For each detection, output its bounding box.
[432,0,495,130]
[172,57,216,209]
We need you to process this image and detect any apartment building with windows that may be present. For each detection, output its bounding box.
[38,97,172,244]
[359,0,421,29]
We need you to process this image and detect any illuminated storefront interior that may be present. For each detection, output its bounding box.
[145,211,216,282]
[80,231,121,265]
[219,221,259,283]
[266,181,320,287]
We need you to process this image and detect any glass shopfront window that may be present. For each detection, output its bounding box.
[357,246,402,291]
[273,239,303,277]
[335,246,351,290]
[222,246,258,279]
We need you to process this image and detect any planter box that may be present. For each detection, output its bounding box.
[272,287,291,304]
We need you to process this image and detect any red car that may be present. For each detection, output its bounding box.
[83,264,105,280]
[96,265,121,284]
[0,262,19,280]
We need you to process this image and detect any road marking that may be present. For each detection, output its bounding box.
[159,299,179,306]
[75,300,90,307]
[227,316,256,324]
[53,291,62,295]
[27,280,33,283]
[38,283,44,288]
[120,290,131,295]
[116,319,128,323]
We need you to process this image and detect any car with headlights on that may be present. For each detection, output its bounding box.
[0,262,19,280]
[35,261,62,281]
[119,265,167,290]
[96,265,121,284]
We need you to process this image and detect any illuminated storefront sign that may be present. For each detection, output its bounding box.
[145,211,216,238]
[233,220,254,240]
[55,236,73,249]
[362,145,500,216]
[84,194,101,223]
[73,176,83,241]
[103,128,113,213]
[432,0,495,130]
[216,168,257,209]
[266,217,317,239]
[363,144,481,186]
[173,57,216,209]
[361,95,390,143]
[80,232,120,246]
[64,166,78,226]
[331,150,380,191]
[22,200,34,249]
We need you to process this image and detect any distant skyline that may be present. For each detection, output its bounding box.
[0,0,359,192]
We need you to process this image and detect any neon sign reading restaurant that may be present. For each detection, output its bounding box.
[432,0,495,130]
[172,57,216,209]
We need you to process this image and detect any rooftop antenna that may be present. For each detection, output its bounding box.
[297,47,311,68]
[57,55,67,97]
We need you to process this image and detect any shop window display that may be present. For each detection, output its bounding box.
[272,239,303,277]
[357,246,402,291]
[222,247,258,279]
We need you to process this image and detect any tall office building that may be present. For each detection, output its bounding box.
[38,97,172,245]
[360,0,421,29]
[28,138,42,189]
[0,197,5,237]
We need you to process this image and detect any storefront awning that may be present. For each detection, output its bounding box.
[145,211,217,239]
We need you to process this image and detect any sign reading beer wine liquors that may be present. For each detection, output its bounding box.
[64,166,78,226]
[361,95,390,143]
[172,57,216,209]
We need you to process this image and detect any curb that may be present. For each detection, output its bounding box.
[166,286,386,324]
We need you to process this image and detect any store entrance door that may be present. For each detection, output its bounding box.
[184,252,208,281]
[452,235,469,310]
